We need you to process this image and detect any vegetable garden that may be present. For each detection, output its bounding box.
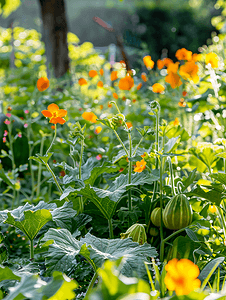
[1,2,226,299]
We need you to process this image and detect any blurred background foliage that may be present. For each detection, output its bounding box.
[0,0,222,63]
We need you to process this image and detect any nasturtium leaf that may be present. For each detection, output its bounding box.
[6,209,52,240]
[0,266,20,282]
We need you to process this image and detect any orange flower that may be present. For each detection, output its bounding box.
[179,61,199,83]
[182,91,187,97]
[99,68,104,76]
[178,99,186,107]
[41,103,67,124]
[143,55,154,69]
[132,99,136,103]
[100,105,103,110]
[108,102,112,108]
[163,58,173,67]
[205,52,219,69]
[82,112,98,123]
[94,126,102,134]
[209,205,217,213]
[118,74,134,90]
[122,96,126,101]
[89,70,98,78]
[126,122,132,129]
[113,92,118,99]
[134,159,146,173]
[137,83,142,90]
[97,81,103,87]
[152,83,165,93]
[111,71,118,81]
[51,125,55,130]
[157,59,165,70]
[164,258,201,296]
[78,78,88,86]
[192,53,202,62]
[37,77,50,92]
[175,48,193,61]
[141,72,147,82]
[173,117,180,126]
[165,62,182,89]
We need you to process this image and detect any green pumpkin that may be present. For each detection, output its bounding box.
[151,207,161,227]
[163,194,193,230]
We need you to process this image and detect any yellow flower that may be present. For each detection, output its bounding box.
[164,258,201,296]
[95,126,102,134]
[179,61,199,83]
[143,55,154,69]
[134,159,146,173]
[205,52,219,69]
[209,205,217,213]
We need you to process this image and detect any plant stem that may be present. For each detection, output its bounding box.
[85,272,98,298]
[113,129,129,156]
[7,123,16,208]
[45,163,64,195]
[132,136,144,156]
[167,157,176,196]
[159,155,164,261]
[128,132,132,212]
[36,135,45,197]
[78,138,84,213]
[160,227,186,262]
[46,124,57,154]
[108,218,114,239]
[217,206,226,246]
[27,117,35,201]
[30,239,34,260]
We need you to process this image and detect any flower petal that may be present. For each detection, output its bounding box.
[41,110,52,118]
[58,109,67,117]
[50,117,66,124]
[48,103,59,113]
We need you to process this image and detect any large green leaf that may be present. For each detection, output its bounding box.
[51,201,77,230]
[188,185,223,206]
[0,266,20,282]
[42,229,157,278]
[4,272,77,300]
[5,209,52,240]
[210,173,226,185]
[163,137,179,153]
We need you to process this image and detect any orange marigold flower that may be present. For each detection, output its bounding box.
[132,99,136,103]
[126,122,132,129]
[175,48,193,61]
[137,83,142,90]
[143,55,154,69]
[182,91,187,97]
[89,70,98,78]
[209,205,217,213]
[111,71,118,81]
[118,74,134,90]
[82,111,98,123]
[97,80,104,87]
[163,58,173,67]
[192,53,202,62]
[108,102,112,108]
[173,117,180,126]
[41,103,67,124]
[157,59,165,70]
[134,159,146,173]
[152,83,165,93]
[99,68,104,76]
[51,125,56,130]
[205,52,219,69]
[164,258,201,296]
[37,77,50,92]
[113,92,118,99]
[141,72,147,82]
[165,62,182,89]
[179,61,199,83]
[78,78,88,86]
[95,126,102,134]
[178,101,186,107]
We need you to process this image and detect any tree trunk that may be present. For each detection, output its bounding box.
[38,0,69,78]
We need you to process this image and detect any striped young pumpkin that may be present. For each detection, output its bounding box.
[151,207,161,227]
[163,193,193,230]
